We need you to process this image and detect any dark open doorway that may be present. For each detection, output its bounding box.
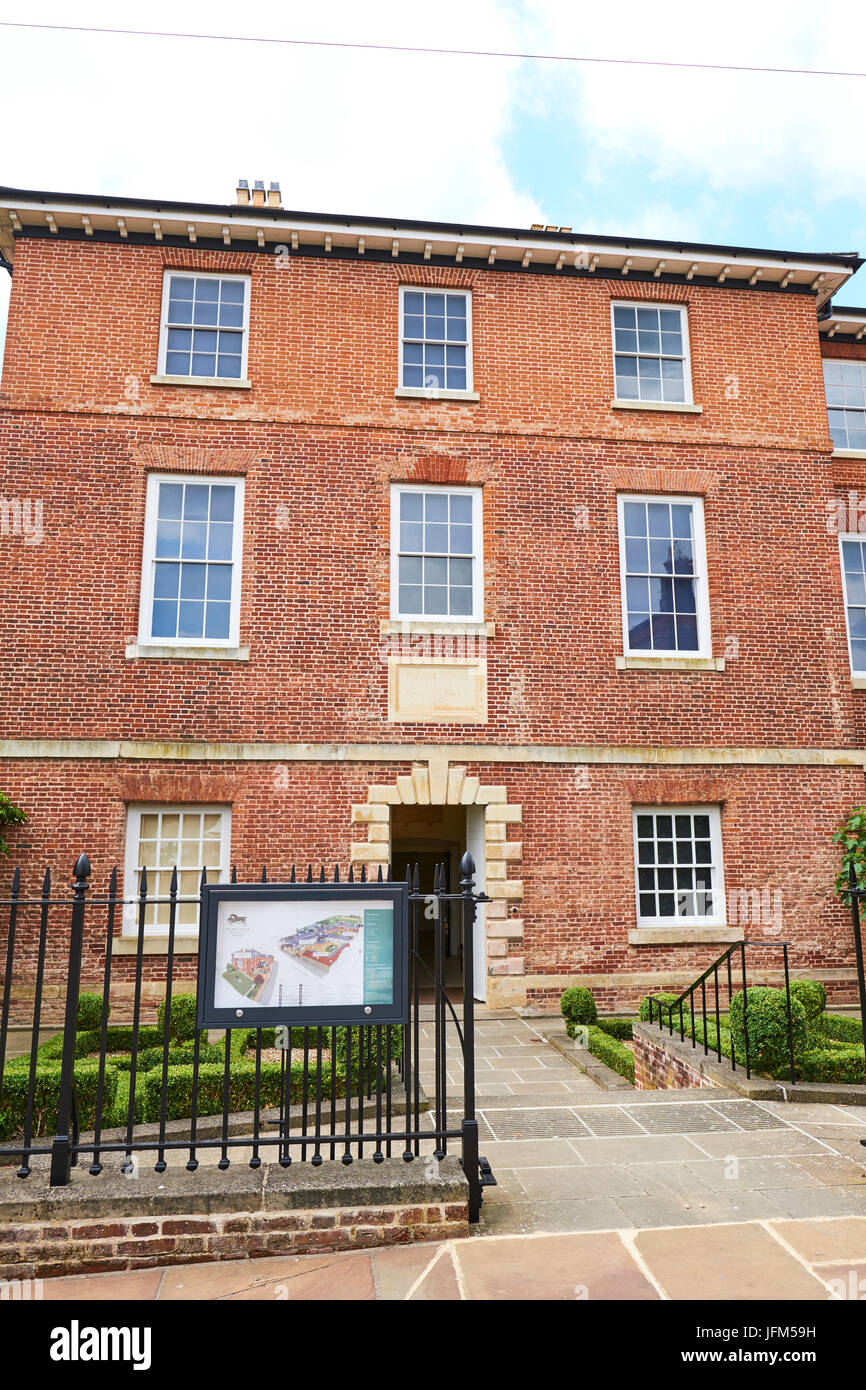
[391,803,466,1000]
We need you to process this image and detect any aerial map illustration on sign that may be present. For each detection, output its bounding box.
[197,883,407,1027]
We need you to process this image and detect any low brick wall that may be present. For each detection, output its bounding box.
[0,1158,469,1279]
[633,1022,726,1091]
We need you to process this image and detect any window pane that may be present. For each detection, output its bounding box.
[155,520,180,559]
[151,600,177,638]
[178,601,205,638]
[205,603,231,640]
[400,491,423,520]
[179,564,206,600]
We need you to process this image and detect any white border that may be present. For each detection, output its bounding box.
[838,533,866,677]
[617,492,711,660]
[389,482,483,624]
[398,285,473,394]
[156,269,251,381]
[122,803,232,936]
[137,472,245,648]
[610,300,693,405]
[632,804,726,929]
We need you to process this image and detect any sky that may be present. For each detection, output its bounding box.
[2,0,866,354]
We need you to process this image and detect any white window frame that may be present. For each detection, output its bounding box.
[838,533,866,676]
[824,359,866,451]
[610,300,693,405]
[616,492,711,659]
[137,472,245,648]
[632,805,726,930]
[389,482,484,623]
[123,803,232,937]
[156,269,251,383]
[398,285,474,394]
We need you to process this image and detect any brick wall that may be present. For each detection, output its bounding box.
[1,235,864,1010]
[633,1025,725,1090]
[0,1200,469,1279]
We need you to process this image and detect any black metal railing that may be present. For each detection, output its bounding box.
[645,939,799,1085]
[0,852,490,1221]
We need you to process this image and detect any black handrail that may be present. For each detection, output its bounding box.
[646,939,798,1085]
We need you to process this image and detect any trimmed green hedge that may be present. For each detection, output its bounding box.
[77,993,109,1031]
[143,1059,342,1121]
[0,1060,118,1142]
[795,1045,865,1085]
[595,1017,633,1041]
[821,1013,865,1045]
[584,1025,635,1085]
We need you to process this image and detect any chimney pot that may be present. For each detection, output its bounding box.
[235,178,250,206]
[251,180,266,207]
[267,181,282,208]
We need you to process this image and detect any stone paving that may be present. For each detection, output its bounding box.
[29,1010,866,1299]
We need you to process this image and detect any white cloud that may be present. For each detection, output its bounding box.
[522,0,866,215]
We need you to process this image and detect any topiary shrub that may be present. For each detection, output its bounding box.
[157,993,198,1044]
[560,987,598,1028]
[788,979,826,1029]
[77,993,109,1031]
[638,992,685,1023]
[729,987,807,1075]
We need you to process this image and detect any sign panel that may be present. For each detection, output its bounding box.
[196,882,409,1028]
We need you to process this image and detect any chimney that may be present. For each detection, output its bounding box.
[267,181,282,208]
[251,180,266,208]
[235,178,250,206]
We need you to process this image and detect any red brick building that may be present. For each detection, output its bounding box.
[2,179,866,1012]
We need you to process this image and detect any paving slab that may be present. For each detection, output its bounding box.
[759,1101,866,1125]
[616,1188,789,1228]
[681,1156,824,1192]
[40,1268,163,1301]
[455,1231,658,1300]
[769,1216,866,1263]
[622,1103,739,1134]
[370,1244,461,1300]
[684,1129,832,1158]
[568,1133,707,1165]
[768,1185,866,1219]
[480,1138,586,1169]
[634,1222,829,1300]
[160,1251,375,1300]
[481,1107,593,1141]
[514,1163,651,1200]
[707,1100,792,1131]
[481,1195,632,1233]
[789,1154,866,1186]
[572,1108,648,1137]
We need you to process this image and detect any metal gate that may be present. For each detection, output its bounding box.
[0,851,493,1221]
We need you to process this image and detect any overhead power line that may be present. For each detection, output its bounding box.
[0,20,864,81]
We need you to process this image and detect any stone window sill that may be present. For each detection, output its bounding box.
[629,926,743,946]
[832,448,866,459]
[394,387,480,403]
[112,935,199,956]
[851,677,866,690]
[150,374,252,390]
[125,644,250,661]
[616,655,724,672]
[611,399,702,414]
[380,619,494,637]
